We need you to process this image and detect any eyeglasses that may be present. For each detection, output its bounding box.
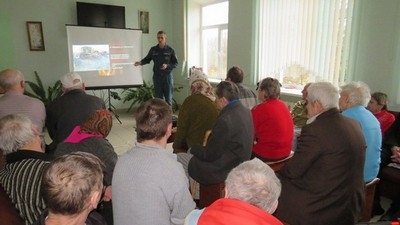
[96,184,107,210]
[99,185,107,204]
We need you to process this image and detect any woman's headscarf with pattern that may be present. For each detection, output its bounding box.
[80,109,113,138]
[189,69,215,101]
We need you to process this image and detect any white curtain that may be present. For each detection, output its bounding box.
[257,0,354,89]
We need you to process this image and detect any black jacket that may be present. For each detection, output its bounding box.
[188,101,254,185]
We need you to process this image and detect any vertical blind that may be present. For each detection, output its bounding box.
[258,0,354,89]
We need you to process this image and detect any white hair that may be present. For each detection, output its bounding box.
[340,81,371,107]
[225,158,281,214]
[0,114,36,155]
[307,82,339,110]
[0,69,24,90]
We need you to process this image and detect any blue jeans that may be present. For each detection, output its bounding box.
[153,73,173,105]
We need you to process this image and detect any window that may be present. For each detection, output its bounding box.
[256,0,354,94]
[201,1,229,80]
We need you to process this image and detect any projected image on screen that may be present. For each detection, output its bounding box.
[67,26,143,89]
[73,45,110,72]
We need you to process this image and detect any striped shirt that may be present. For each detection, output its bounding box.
[0,150,51,225]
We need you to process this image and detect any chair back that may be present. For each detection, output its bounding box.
[359,178,380,222]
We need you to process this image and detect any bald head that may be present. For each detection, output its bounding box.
[0,69,25,93]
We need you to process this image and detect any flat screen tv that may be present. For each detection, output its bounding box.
[77,2,126,29]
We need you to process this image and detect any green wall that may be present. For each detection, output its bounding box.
[1,0,399,110]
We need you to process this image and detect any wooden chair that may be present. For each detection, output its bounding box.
[0,185,25,225]
[199,182,225,208]
[359,178,380,222]
[266,151,294,172]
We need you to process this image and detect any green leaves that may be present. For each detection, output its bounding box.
[122,81,155,112]
[122,80,182,113]
[24,71,62,105]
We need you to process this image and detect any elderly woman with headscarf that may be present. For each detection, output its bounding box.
[173,69,220,153]
[54,109,117,225]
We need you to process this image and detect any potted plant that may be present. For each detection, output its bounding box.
[24,71,62,105]
[122,80,182,113]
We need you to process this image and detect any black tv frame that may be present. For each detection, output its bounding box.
[76,2,126,29]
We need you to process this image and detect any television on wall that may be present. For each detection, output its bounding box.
[77,2,126,29]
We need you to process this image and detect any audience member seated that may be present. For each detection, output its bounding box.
[0,69,46,150]
[184,158,283,225]
[374,112,400,221]
[112,99,195,225]
[33,152,107,225]
[367,92,395,136]
[0,114,52,225]
[46,72,105,153]
[290,82,312,151]
[274,82,366,225]
[381,113,400,167]
[54,109,117,225]
[173,69,219,153]
[177,81,254,186]
[291,82,312,128]
[251,77,293,161]
[339,81,381,183]
[225,66,257,109]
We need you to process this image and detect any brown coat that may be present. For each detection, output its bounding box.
[275,108,366,225]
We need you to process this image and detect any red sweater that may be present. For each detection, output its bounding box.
[374,110,395,136]
[251,99,294,160]
[192,198,283,225]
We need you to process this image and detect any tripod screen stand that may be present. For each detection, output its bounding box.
[106,89,122,124]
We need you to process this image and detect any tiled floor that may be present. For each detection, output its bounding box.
[106,109,175,155]
[45,109,392,223]
[370,197,392,222]
[104,109,137,155]
[44,108,174,156]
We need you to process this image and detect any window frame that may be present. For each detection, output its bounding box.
[186,0,229,83]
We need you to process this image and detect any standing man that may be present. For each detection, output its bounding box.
[134,30,178,106]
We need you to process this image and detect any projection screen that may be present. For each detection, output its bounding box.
[66,25,143,90]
